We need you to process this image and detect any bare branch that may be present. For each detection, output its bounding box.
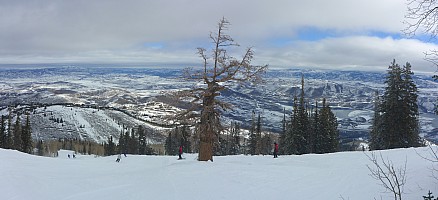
[365,152,407,200]
[404,0,438,39]
[404,0,438,76]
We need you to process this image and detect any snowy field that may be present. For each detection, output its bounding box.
[1,147,437,200]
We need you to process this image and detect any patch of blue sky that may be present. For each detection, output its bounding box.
[268,27,412,47]
[405,32,438,44]
[296,27,403,41]
[267,27,339,47]
[367,31,402,39]
[142,42,164,49]
[295,27,339,41]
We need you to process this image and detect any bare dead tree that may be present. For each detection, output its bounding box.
[404,0,438,80]
[366,152,407,200]
[173,18,267,161]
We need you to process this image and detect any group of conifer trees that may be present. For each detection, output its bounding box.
[163,121,243,156]
[104,125,154,156]
[219,121,242,155]
[163,76,340,156]
[370,60,421,150]
[280,76,340,155]
[164,125,192,155]
[164,117,276,156]
[0,113,33,154]
[247,113,274,155]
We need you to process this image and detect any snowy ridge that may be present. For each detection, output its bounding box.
[1,147,437,200]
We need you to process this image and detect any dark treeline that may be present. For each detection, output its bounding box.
[164,125,192,155]
[0,111,106,156]
[163,116,277,157]
[104,125,155,156]
[280,76,339,155]
[0,112,33,154]
[247,113,275,155]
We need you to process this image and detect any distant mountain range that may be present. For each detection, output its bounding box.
[0,65,437,145]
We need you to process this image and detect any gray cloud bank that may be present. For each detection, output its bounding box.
[0,0,437,73]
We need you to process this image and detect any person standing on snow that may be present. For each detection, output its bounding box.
[116,154,121,162]
[273,142,279,158]
[178,145,183,160]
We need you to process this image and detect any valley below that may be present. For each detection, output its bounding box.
[1,65,437,147]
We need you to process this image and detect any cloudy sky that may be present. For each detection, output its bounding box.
[1,0,437,73]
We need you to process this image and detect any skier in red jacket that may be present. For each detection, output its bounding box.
[273,142,279,158]
[178,145,183,160]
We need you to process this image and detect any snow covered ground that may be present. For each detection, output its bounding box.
[1,147,437,200]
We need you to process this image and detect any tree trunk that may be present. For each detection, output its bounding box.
[198,112,215,161]
[198,87,217,161]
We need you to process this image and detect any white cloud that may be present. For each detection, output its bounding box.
[257,36,438,72]
[0,0,436,73]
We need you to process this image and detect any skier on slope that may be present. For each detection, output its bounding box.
[273,142,279,158]
[178,145,183,160]
[116,154,121,162]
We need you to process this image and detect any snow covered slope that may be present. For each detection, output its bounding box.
[29,105,167,144]
[1,147,437,200]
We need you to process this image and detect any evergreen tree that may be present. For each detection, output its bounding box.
[255,113,263,155]
[293,75,310,155]
[6,112,12,149]
[217,136,227,155]
[120,129,129,154]
[105,136,115,156]
[0,115,5,148]
[401,62,420,146]
[248,111,257,155]
[229,122,241,155]
[128,128,139,154]
[88,142,92,155]
[116,131,123,154]
[82,143,87,155]
[13,114,22,151]
[36,140,44,156]
[164,126,191,155]
[279,108,287,155]
[370,60,421,150]
[164,131,174,155]
[180,125,192,153]
[122,131,128,154]
[282,77,339,155]
[370,91,384,150]
[320,98,339,153]
[21,114,33,154]
[138,125,147,155]
[312,101,324,154]
[283,97,299,155]
[261,133,272,155]
[224,125,231,155]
